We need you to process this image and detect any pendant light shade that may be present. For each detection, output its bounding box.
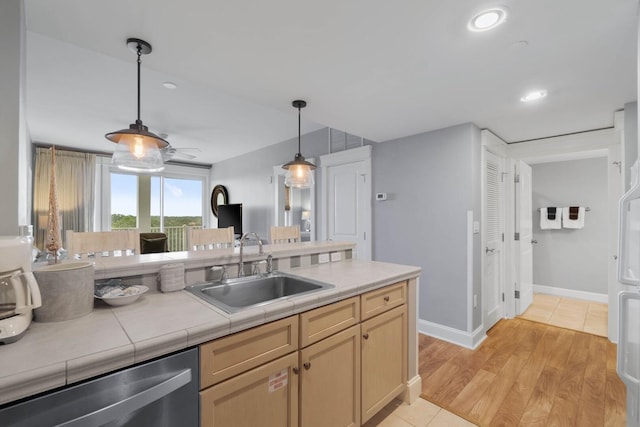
[283,100,315,188]
[105,38,168,172]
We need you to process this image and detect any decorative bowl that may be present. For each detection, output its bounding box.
[95,285,149,306]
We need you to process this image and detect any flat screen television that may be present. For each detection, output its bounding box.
[217,203,242,236]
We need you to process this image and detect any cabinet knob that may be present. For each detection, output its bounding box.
[383,296,390,302]
[363,333,369,340]
[293,367,299,375]
[303,362,311,370]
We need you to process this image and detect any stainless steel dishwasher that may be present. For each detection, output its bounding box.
[0,347,199,427]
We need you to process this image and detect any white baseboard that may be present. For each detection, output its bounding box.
[533,284,608,303]
[418,319,486,349]
[402,375,422,404]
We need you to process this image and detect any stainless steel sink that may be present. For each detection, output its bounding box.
[185,272,334,313]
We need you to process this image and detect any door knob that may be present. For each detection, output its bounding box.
[531,240,538,244]
[485,247,496,254]
[363,333,369,340]
[303,362,311,370]
[293,367,299,375]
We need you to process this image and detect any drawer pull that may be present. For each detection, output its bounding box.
[303,362,311,370]
[384,296,390,302]
[363,333,369,340]
[293,367,300,375]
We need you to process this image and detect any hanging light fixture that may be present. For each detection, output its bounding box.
[282,100,316,188]
[105,38,168,172]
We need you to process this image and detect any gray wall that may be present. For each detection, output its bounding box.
[372,123,482,332]
[531,157,608,294]
[212,121,482,334]
[624,101,638,190]
[210,128,331,240]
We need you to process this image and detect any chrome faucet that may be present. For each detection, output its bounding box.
[238,232,263,277]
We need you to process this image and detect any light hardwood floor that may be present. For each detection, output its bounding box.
[519,294,608,337]
[419,318,626,427]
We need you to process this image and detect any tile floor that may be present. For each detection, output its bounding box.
[518,293,608,337]
[363,398,477,427]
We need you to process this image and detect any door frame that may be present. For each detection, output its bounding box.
[480,132,508,332]
[504,119,624,339]
[319,145,372,260]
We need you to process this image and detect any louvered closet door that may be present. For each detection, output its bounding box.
[483,149,503,331]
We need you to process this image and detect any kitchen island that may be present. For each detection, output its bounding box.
[0,241,421,425]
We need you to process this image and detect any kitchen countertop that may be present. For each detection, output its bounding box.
[0,257,420,406]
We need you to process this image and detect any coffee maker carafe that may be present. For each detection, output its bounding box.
[0,236,42,344]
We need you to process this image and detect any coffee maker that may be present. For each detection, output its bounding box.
[0,236,42,344]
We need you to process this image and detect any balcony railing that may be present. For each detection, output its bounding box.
[114,225,201,252]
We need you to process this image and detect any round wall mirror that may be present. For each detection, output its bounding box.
[210,185,228,217]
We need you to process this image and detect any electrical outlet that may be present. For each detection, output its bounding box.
[330,252,342,262]
[318,253,330,264]
[473,221,480,234]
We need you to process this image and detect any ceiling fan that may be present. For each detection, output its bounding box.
[157,133,201,161]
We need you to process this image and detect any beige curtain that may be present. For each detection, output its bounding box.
[33,147,96,250]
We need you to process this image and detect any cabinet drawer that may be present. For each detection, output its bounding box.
[360,282,406,321]
[200,316,298,389]
[200,352,299,427]
[299,297,360,347]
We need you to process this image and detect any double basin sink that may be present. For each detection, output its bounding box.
[185,272,334,313]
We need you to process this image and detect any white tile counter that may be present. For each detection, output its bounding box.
[0,246,420,406]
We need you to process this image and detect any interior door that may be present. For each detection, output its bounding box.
[482,149,503,332]
[321,147,372,260]
[516,160,533,315]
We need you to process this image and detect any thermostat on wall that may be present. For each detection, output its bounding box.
[376,192,387,201]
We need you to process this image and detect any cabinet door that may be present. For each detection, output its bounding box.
[200,316,298,389]
[201,352,298,427]
[300,324,361,427]
[361,305,407,423]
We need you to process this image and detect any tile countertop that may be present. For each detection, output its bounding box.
[0,258,421,406]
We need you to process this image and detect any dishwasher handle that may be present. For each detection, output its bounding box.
[57,368,192,427]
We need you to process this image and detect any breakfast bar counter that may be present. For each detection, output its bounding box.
[0,242,421,407]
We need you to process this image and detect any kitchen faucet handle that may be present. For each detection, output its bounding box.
[266,254,273,274]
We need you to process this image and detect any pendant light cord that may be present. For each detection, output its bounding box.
[136,43,142,124]
[297,105,301,155]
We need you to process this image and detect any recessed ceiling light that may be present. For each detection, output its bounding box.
[520,90,548,103]
[162,81,177,90]
[468,8,507,32]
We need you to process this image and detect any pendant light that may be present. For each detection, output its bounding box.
[282,100,316,188]
[105,38,168,172]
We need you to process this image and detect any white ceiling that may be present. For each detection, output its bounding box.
[24,0,638,165]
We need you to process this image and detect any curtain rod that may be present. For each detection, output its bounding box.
[33,142,212,169]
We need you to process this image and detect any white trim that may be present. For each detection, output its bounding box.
[467,210,474,333]
[532,284,608,303]
[402,375,423,404]
[319,145,371,166]
[480,129,508,157]
[418,319,486,350]
[319,146,372,260]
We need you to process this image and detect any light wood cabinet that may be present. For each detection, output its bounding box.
[360,281,406,321]
[200,316,298,389]
[361,305,407,423]
[199,281,409,427]
[299,324,361,427]
[299,296,359,347]
[200,351,299,427]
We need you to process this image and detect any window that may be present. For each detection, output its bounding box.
[99,158,210,251]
